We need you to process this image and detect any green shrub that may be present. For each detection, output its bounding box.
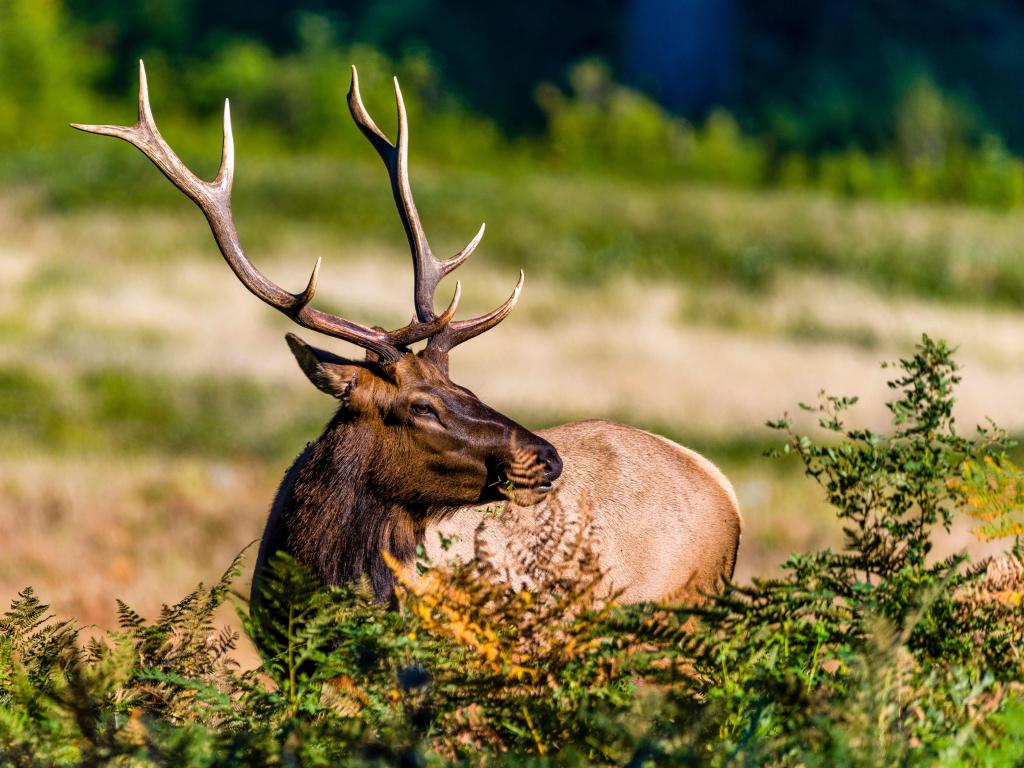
[536,59,766,186]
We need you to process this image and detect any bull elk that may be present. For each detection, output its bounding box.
[73,62,742,605]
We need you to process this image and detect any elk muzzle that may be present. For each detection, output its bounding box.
[492,431,562,506]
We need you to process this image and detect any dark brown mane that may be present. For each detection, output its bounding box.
[282,413,419,601]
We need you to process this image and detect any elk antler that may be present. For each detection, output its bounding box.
[347,66,523,354]
[71,60,459,364]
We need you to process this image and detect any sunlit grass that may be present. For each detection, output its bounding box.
[12,140,1024,306]
[0,364,323,461]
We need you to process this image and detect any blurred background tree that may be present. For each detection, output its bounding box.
[0,0,96,148]
[5,0,1024,208]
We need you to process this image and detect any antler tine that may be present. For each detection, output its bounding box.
[349,66,483,323]
[72,61,234,205]
[429,271,524,352]
[73,61,453,363]
[446,223,485,275]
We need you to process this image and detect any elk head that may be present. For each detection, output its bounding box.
[287,334,561,507]
[72,62,562,511]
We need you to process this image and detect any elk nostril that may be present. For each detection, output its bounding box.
[539,445,563,482]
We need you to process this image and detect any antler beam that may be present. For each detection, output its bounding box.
[346,67,523,354]
[71,60,458,363]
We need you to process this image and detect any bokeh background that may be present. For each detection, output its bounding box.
[2,0,1024,635]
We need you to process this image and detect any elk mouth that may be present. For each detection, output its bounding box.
[484,438,561,505]
[499,472,554,494]
[486,468,552,498]
[497,479,552,507]
[491,462,556,507]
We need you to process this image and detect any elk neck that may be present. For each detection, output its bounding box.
[278,411,430,602]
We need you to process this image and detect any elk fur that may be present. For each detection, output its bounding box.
[427,420,742,603]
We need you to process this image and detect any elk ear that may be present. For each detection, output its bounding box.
[285,333,365,400]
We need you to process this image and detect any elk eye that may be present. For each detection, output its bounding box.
[411,401,437,419]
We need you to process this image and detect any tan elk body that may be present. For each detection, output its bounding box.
[74,62,742,605]
[427,421,741,603]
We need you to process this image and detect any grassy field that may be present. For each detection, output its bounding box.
[7,11,1024,760]
[2,156,1023,644]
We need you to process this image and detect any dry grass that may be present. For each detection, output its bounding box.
[4,196,1024,436]
[0,456,270,623]
[1,192,1022,647]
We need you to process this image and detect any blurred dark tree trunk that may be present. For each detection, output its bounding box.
[624,0,736,115]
